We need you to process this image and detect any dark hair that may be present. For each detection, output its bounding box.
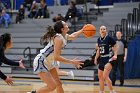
[40,26,55,46]
[52,14,65,22]
[70,1,76,7]
[40,21,64,46]
[54,20,64,33]
[0,33,11,49]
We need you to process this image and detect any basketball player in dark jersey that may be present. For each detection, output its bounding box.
[0,33,25,85]
[79,43,98,69]
[94,26,118,93]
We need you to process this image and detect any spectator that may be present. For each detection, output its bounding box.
[0,9,11,28]
[35,0,49,18]
[23,0,33,11]
[54,0,61,6]
[111,31,128,86]
[28,0,38,18]
[15,4,25,24]
[64,1,77,21]
[52,14,65,22]
[0,1,5,12]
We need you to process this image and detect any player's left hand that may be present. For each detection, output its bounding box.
[4,76,14,85]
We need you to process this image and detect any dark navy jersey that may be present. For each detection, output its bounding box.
[97,35,116,57]
[0,37,19,66]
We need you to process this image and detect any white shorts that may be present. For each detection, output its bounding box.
[33,54,55,74]
[52,61,60,67]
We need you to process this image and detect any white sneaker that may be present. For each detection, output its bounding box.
[41,16,44,18]
[37,16,40,19]
[68,71,74,79]
[110,90,116,93]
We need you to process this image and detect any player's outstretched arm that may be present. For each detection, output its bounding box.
[67,29,83,40]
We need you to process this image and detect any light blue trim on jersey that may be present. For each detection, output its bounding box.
[42,45,54,57]
[42,58,49,71]
[34,56,41,72]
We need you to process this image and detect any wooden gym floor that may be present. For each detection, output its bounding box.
[0,78,140,93]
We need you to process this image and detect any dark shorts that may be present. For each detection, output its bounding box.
[98,57,114,71]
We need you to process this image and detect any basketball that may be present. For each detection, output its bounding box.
[82,24,96,38]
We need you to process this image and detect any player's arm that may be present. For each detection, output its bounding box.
[54,36,83,68]
[3,57,19,66]
[54,36,71,63]
[0,70,7,80]
[0,47,19,66]
[67,29,83,40]
[109,36,118,59]
[94,46,100,65]
[0,48,25,69]
[113,43,118,58]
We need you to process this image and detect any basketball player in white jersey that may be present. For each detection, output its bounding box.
[30,20,84,93]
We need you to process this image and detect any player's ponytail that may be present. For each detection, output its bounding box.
[40,26,56,46]
[40,21,64,46]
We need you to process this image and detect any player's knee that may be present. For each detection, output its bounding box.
[98,73,103,80]
[105,77,110,82]
[47,83,56,91]
[104,65,111,72]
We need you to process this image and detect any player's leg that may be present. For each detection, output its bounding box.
[98,69,105,93]
[36,71,57,93]
[32,56,57,93]
[104,63,116,93]
[56,67,74,79]
[98,61,106,93]
[54,61,74,79]
[50,68,64,93]
[56,67,68,76]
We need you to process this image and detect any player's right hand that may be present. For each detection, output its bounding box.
[4,76,14,85]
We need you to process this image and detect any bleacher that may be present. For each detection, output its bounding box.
[1,1,140,80]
